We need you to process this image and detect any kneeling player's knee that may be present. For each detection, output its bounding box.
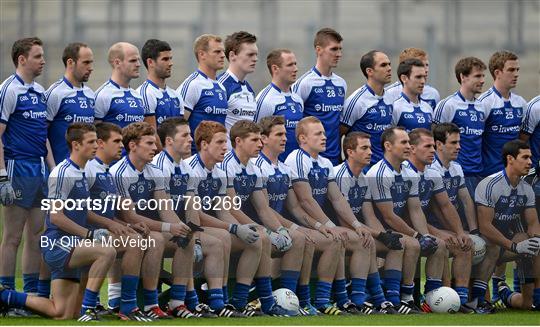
[291,230,306,249]
[2,232,23,248]
[149,231,165,250]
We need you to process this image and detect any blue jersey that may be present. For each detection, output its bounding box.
[334,161,371,220]
[522,95,540,168]
[152,150,194,217]
[365,158,418,219]
[293,67,347,162]
[285,148,335,206]
[218,70,257,137]
[341,85,393,166]
[110,156,165,220]
[433,91,485,175]
[137,79,183,126]
[94,79,144,127]
[0,74,47,159]
[178,70,228,152]
[85,157,117,219]
[44,158,90,240]
[475,170,535,237]
[46,77,95,164]
[479,87,527,176]
[252,152,292,214]
[385,81,440,110]
[391,93,433,132]
[255,83,304,162]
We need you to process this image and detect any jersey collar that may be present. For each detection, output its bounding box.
[67,158,82,171]
[125,155,142,173]
[299,147,317,160]
[196,154,212,173]
[163,150,175,164]
[501,169,518,190]
[406,160,420,173]
[109,79,126,90]
[492,86,511,100]
[14,73,34,87]
[226,70,246,85]
[456,90,476,103]
[146,78,164,90]
[344,160,358,178]
[382,157,400,174]
[259,151,273,165]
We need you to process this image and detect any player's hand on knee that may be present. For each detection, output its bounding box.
[277,226,293,243]
[131,222,150,238]
[355,226,373,248]
[456,232,472,251]
[297,226,316,244]
[268,229,293,252]
[0,175,15,205]
[109,222,134,237]
[376,230,403,250]
[88,228,111,243]
[229,223,260,244]
[511,238,540,256]
[171,222,191,237]
[193,239,203,263]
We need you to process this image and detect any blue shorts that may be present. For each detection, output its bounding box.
[464,174,482,200]
[6,158,49,208]
[41,236,80,281]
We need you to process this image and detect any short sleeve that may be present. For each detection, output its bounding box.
[474,179,492,207]
[433,98,453,124]
[408,175,419,197]
[291,75,311,102]
[94,88,111,120]
[150,166,166,192]
[178,79,201,112]
[524,184,536,208]
[0,86,17,124]
[425,169,445,194]
[341,92,366,127]
[285,152,310,182]
[45,86,62,122]
[254,91,276,122]
[138,84,158,116]
[48,168,74,200]
[367,169,393,202]
[522,98,540,135]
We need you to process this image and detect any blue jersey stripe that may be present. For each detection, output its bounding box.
[54,161,71,199]
[94,81,111,99]
[44,79,64,102]
[254,85,273,120]
[433,96,453,123]
[375,163,387,200]
[343,87,367,123]
[180,72,199,99]
[0,75,17,115]
[292,70,312,93]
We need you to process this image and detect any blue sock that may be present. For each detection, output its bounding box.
[424,277,442,294]
[472,280,488,304]
[255,277,274,313]
[208,288,225,311]
[491,275,504,301]
[383,269,402,306]
[455,286,469,305]
[171,284,186,303]
[513,268,521,293]
[332,279,349,307]
[533,288,540,307]
[297,284,311,308]
[230,283,250,309]
[0,276,15,290]
[367,272,386,307]
[185,290,199,311]
[109,297,121,310]
[0,288,27,308]
[143,288,158,308]
[313,281,332,308]
[22,273,39,294]
[350,278,367,306]
[80,289,98,315]
[37,279,50,298]
[401,283,414,302]
[119,275,139,315]
[280,270,300,293]
[222,285,229,304]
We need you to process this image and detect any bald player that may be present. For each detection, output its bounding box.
[94,42,145,128]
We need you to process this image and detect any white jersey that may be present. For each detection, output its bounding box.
[219,150,263,203]
[365,158,418,219]
[285,148,335,207]
[385,81,440,109]
[340,84,394,166]
[136,79,183,126]
[391,93,433,132]
[185,154,227,199]
[475,170,535,236]
[152,150,194,216]
[217,70,257,136]
[433,91,485,175]
[334,161,371,217]
[94,79,145,128]
[85,157,117,219]
[110,156,165,220]
[522,95,540,168]
[402,160,445,210]
[426,156,466,205]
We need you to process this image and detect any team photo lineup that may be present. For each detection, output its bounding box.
[0,27,539,322]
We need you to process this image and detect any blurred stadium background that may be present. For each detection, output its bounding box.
[0,0,539,99]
